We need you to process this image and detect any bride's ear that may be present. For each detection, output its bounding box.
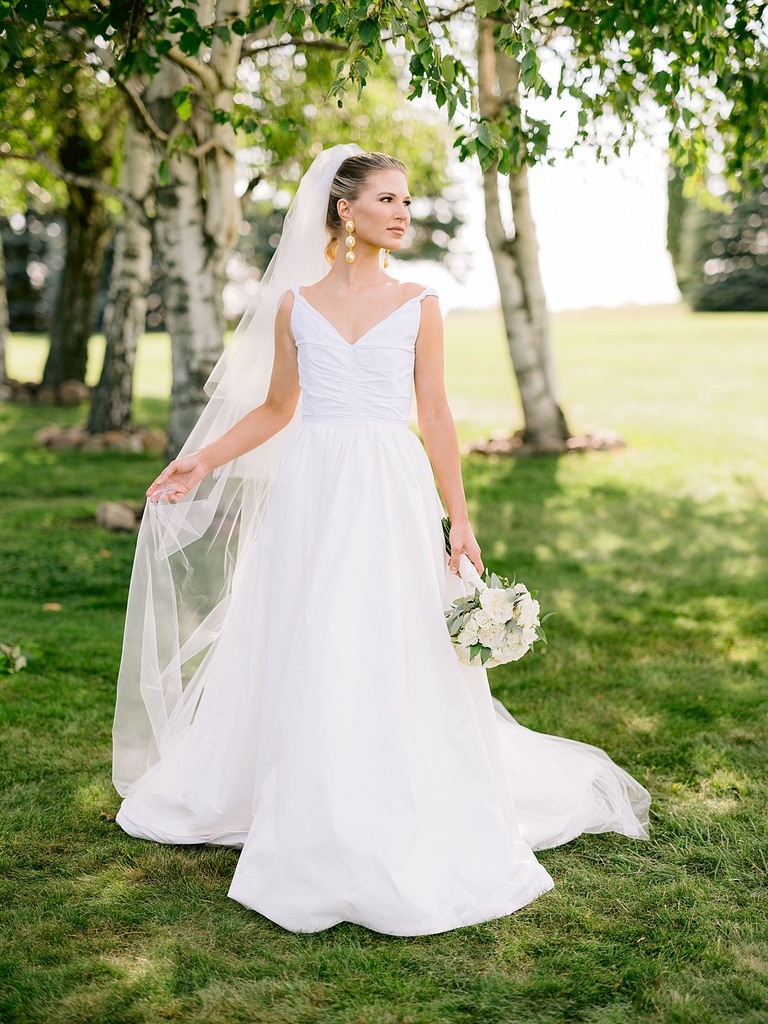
[337,198,352,221]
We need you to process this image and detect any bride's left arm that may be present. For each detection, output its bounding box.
[414,296,483,576]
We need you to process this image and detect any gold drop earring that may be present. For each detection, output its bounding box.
[344,220,356,263]
[383,249,390,269]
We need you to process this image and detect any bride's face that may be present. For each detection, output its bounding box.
[339,169,411,252]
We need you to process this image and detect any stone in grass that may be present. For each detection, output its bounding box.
[35,424,62,446]
[140,430,166,454]
[59,380,91,406]
[35,423,168,453]
[5,380,36,403]
[565,430,626,452]
[96,502,139,533]
[48,427,89,449]
[125,434,145,454]
[36,385,59,406]
[80,435,108,453]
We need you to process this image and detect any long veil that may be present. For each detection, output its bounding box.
[112,143,363,797]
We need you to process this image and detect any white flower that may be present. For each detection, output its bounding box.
[476,620,508,650]
[514,594,540,629]
[479,587,514,624]
[473,609,494,631]
[501,632,529,661]
[458,617,479,646]
[522,624,538,646]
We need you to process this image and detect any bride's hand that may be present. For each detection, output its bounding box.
[146,454,210,503]
[448,520,484,577]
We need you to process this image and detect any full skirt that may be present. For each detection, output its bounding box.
[116,423,650,935]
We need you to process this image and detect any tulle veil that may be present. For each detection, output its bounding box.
[112,143,363,796]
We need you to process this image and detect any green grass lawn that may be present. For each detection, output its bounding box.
[1,305,767,1024]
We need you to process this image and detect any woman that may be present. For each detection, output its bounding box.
[113,145,650,936]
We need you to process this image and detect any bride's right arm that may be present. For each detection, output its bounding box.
[147,293,299,502]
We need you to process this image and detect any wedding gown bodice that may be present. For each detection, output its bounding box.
[291,286,436,426]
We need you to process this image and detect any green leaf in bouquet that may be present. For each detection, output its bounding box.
[480,645,492,665]
[534,624,548,644]
[468,642,486,663]
[540,611,556,624]
[447,609,471,636]
[505,620,525,636]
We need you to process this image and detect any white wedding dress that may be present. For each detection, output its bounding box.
[116,285,650,935]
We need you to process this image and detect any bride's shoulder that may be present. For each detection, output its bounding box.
[399,281,439,300]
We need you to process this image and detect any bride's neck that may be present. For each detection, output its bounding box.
[327,244,387,288]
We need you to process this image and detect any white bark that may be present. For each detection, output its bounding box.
[87,109,154,434]
[144,0,246,457]
[477,20,569,449]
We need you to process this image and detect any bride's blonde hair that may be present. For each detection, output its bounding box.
[325,152,407,263]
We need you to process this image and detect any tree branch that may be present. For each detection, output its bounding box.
[0,146,148,223]
[247,34,347,55]
[247,1,474,57]
[164,45,220,91]
[120,80,171,143]
[42,20,172,143]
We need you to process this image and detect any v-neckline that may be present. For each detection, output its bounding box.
[296,287,428,347]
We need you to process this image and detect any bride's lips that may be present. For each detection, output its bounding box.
[388,227,405,237]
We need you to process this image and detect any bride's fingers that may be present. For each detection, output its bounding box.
[147,462,179,496]
[454,550,483,577]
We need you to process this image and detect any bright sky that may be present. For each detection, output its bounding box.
[403,141,682,313]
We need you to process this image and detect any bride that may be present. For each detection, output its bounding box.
[112,144,650,936]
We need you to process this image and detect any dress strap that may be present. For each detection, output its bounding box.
[418,285,439,301]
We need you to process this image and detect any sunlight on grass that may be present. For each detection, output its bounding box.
[2,304,768,1024]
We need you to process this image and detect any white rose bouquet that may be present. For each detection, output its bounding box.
[442,520,550,668]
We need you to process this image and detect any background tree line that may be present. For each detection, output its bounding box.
[1,1,766,456]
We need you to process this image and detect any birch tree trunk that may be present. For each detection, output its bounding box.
[0,229,8,382]
[87,110,154,434]
[477,20,569,450]
[144,0,246,457]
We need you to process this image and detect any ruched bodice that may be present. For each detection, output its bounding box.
[291,286,437,426]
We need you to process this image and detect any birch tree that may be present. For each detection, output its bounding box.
[293,0,767,450]
[87,109,154,434]
[4,1,765,453]
[477,19,567,448]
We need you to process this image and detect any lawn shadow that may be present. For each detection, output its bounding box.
[464,452,768,803]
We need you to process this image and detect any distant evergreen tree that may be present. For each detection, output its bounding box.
[674,171,768,312]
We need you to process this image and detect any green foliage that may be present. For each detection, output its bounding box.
[0,11,121,219]
[2,305,768,1022]
[3,2,765,200]
[231,48,462,272]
